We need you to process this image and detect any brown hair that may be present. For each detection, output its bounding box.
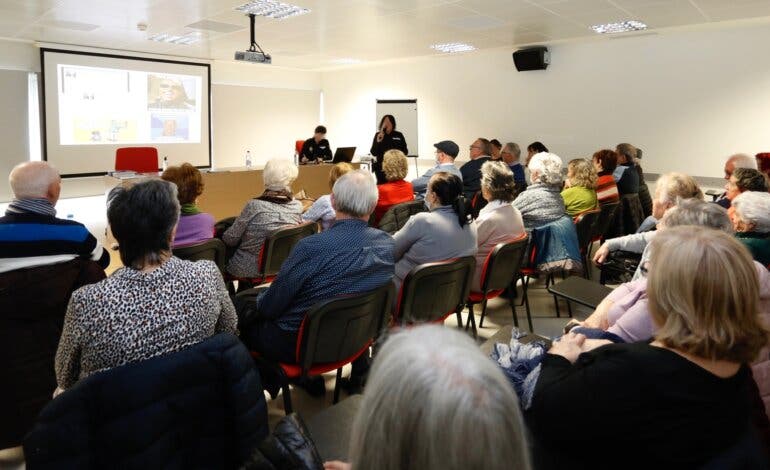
[616,143,637,164]
[592,149,618,173]
[382,150,408,181]
[648,227,768,363]
[161,163,203,205]
[567,158,597,189]
[328,162,354,190]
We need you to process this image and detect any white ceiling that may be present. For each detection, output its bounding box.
[3,0,770,70]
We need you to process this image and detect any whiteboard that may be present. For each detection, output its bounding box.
[375,99,417,157]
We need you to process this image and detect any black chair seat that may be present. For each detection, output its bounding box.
[547,276,613,309]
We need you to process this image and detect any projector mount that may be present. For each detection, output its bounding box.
[234,13,272,63]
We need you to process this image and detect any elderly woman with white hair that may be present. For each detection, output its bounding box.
[731,191,770,266]
[324,325,531,470]
[512,152,566,231]
[223,158,302,278]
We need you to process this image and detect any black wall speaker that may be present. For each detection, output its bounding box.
[512,46,550,71]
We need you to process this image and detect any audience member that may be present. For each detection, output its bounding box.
[527,227,769,468]
[0,161,109,273]
[731,191,770,266]
[161,163,215,247]
[593,172,703,279]
[241,170,394,393]
[613,143,640,196]
[300,125,332,164]
[324,326,531,470]
[592,149,620,203]
[717,153,758,208]
[393,172,477,287]
[513,152,566,231]
[222,159,302,278]
[500,142,527,194]
[724,167,768,206]
[472,162,525,291]
[561,158,598,216]
[370,115,408,184]
[302,162,354,230]
[460,138,492,199]
[489,138,502,160]
[525,141,548,166]
[756,152,770,182]
[412,140,462,198]
[582,199,733,342]
[619,143,653,217]
[373,150,414,225]
[55,179,237,391]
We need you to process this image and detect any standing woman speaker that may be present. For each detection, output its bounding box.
[370,114,408,184]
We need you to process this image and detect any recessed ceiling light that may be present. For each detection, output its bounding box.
[330,58,362,65]
[430,42,476,54]
[590,20,647,34]
[235,1,310,20]
[149,31,202,45]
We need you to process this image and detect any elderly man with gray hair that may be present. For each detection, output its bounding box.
[241,170,395,395]
[716,153,758,209]
[0,161,109,273]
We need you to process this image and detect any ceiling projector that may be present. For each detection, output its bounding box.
[235,13,271,65]
[234,50,271,64]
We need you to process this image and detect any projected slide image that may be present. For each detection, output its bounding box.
[150,114,189,141]
[147,75,197,111]
[71,118,138,144]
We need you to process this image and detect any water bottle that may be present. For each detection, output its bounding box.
[294,150,299,166]
[245,150,252,168]
[162,156,168,171]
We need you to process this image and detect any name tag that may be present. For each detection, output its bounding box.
[393,137,401,141]
[319,146,327,149]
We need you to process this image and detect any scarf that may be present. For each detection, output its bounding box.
[180,203,201,215]
[6,198,57,217]
[256,189,294,205]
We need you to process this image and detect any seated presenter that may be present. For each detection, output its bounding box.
[300,125,332,164]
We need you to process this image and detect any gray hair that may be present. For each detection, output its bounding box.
[654,172,703,205]
[729,153,758,170]
[481,161,516,202]
[732,191,770,233]
[503,142,521,160]
[349,325,531,470]
[528,152,563,186]
[263,158,298,191]
[332,170,378,218]
[659,198,733,234]
[9,161,60,199]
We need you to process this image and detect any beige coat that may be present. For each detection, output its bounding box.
[472,201,526,292]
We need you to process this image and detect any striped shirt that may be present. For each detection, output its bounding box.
[0,199,109,273]
[596,173,620,203]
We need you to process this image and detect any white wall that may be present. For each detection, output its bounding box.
[322,23,770,178]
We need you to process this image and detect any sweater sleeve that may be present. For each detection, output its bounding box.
[222,202,254,247]
[55,291,87,389]
[604,231,654,253]
[210,263,238,334]
[393,215,423,261]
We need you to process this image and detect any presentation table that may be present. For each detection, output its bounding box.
[103,162,359,222]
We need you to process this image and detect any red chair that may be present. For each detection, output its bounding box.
[226,222,318,292]
[115,147,159,173]
[392,256,475,327]
[251,282,394,414]
[465,235,529,337]
[295,140,305,155]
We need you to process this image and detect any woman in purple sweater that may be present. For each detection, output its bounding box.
[161,163,215,247]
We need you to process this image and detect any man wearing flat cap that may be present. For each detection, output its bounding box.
[411,140,463,198]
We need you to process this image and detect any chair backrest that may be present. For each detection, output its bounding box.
[377,200,427,234]
[260,223,319,277]
[480,235,529,292]
[298,283,394,374]
[396,256,475,324]
[295,140,305,155]
[620,193,644,235]
[115,147,159,173]
[172,239,226,273]
[573,209,601,254]
[593,201,620,242]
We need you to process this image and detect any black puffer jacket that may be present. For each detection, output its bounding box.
[24,333,268,469]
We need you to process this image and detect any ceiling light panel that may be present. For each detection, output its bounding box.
[149,31,203,45]
[590,20,648,34]
[235,1,311,20]
[430,42,477,53]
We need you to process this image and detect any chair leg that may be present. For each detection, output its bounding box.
[508,283,519,329]
[554,293,561,318]
[479,297,488,329]
[456,304,465,328]
[281,381,293,415]
[522,278,533,333]
[518,275,530,307]
[567,300,573,318]
[466,305,478,339]
[464,304,474,330]
[333,368,342,404]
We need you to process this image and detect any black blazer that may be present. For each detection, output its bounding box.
[370,130,408,184]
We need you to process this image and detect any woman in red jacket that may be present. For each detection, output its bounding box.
[373,150,414,225]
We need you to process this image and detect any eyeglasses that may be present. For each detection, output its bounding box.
[639,261,650,276]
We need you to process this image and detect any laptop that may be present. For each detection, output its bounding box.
[331,147,356,163]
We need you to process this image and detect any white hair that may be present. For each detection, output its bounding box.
[349,325,531,470]
[332,170,378,218]
[729,153,757,170]
[659,198,733,233]
[528,152,563,186]
[732,191,770,233]
[263,158,298,191]
[9,161,60,199]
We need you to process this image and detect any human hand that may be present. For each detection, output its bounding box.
[301,156,309,163]
[548,332,586,363]
[593,244,610,265]
[324,461,352,470]
[376,131,384,143]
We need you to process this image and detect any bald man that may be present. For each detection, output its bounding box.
[716,153,757,209]
[0,161,109,273]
